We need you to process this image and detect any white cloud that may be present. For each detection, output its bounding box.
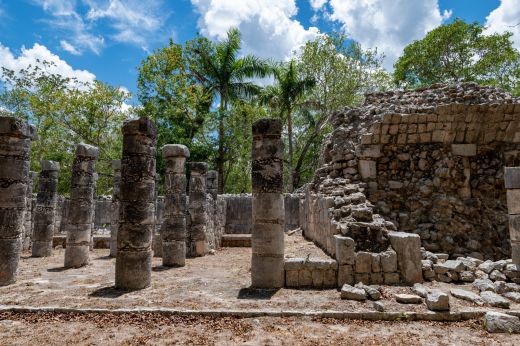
[85,0,167,51]
[33,0,105,55]
[191,0,320,61]
[485,0,520,50]
[309,0,327,10]
[0,43,96,85]
[327,0,451,69]
[60,40,81,55]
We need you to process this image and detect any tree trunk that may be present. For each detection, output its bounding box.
[287,108,294,193]
[217,97,226,194]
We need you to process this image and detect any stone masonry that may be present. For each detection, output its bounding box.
[505,167,520,264]
[188,162,208,257]
[161,144,189,267]
[311,83,520,260]
[115,117,157,290]
[251,119,285,288]
[0,116,36,286]
[22,171,37,250]
[31,160,60,257]
[64,143,99,268]
[109,160,121,257]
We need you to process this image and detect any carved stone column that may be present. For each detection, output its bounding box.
[251,119,285,288]
[109,160,121,257]
[0,116,36,286]
[505,167,520,264]
[188,162,208,257]
[64,143,98,268]
[31,160,60,257]
[161,144,189,266]
[115,118,156,290]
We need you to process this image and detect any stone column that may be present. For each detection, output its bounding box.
[152,174,162,257]
[0,116,36,286]
[188,162,208,257]
[115,117,156,290]
[207,170,218,200]
[64,143,99,268]
[161,144,189,266]
[505,167,520,264]
[89,173,98,251]
[251,119,285,288]
[109,160,121,257]
[31,160,60,257]
[22,171,37,250]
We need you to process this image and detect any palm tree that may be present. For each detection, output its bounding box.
[188,28,272,193]
[261,60,315,192]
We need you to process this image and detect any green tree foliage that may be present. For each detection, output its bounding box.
[394,19,520,94]
[187,28,272,193]
[287,32,391,189]
[0,61,129,194]
[260,60,315,192]
[137,40,214,184]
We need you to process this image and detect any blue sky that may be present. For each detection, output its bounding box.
[0,0,518,100]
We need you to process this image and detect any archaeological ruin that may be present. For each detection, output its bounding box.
[1,83,520,335]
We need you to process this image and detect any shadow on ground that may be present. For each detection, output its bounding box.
[237,288,279,300]
[89,286,132,298]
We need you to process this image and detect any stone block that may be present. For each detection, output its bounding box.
[505,167,520,189]
[384,272,400,285]
[451,143,476,156]
[285,270,299,287]
[512,243,520,265]
[426,290,450,311]
[338,265,354,286]
[334,235,355,265]
[340,284,366,300]
[507,189,520,214]
[284,258,305,270]
[358,160,377,179]
[389,232,423,285]
[485,312,520,334]
[355,145,382,158]
[311,269,324,288]
[370,272,384,285]
[371,253,381,272]
[380,249,397,272]
[323,269,337,288]
[298,269,312,287]
[355,252,372,273]
[355,273,370,284]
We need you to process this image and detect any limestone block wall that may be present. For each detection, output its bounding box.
[93,196,112,230]
[284,258,337,288]
[313,83,520,260]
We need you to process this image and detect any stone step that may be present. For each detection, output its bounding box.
[221,234,252,247]
[52,235,110,249]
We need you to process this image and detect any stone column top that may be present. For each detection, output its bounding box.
[0,116,38,139]
[189,162,208,174]
[76,143,99,159]
[162,144,190,158]
[112,159,121,170]
[41,160,60,171]
[122,117,157,138]
[252,118,282,137]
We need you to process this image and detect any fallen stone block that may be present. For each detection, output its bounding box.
[426,290,450,311]
[411,283,429,298]
[395,294,422,304]
[503,292,520,303]
[441,260,466,273]
[340,284,367,301]
[484,311,520,333]
[473,278,496,292]
[373,301,385,312]
[480,291,510,309]
[450,288,483,305]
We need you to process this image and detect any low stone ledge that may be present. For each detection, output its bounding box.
[0,305,502,322]
[52,235,110,249]
[221,234,252,247]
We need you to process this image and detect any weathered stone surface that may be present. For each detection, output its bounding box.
[389,232,422,284]
[505,167,520,189]
[251,119,284,288]
[355,283,381,300]
[31,161,59,257]
[161,144,189,266]
[109,160,121,257]
[480,291,510,308]
[340,284,367,300]
[451,144,476,157]
[484,311,520,333]
[0,116,35,286]
[355,251,372,273]
[380,249,397,272]
[187,162,208,257]
[440,260,466,273]
[334,235,354,265]
[450,288,484,305]
[395,294,422,304]
[64,144,99,268]
[373,301,385,312]
[426,290,450,311]
[116,118,156,290]
[503,291,520,303]
[473,278,496,292]
[412,283,429,298]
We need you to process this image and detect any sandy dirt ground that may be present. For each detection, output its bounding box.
[0,234,519,344]
[0,311,519,346]
[0,234,518,313]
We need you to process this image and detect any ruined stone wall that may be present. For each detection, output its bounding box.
[311,83,520,261]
